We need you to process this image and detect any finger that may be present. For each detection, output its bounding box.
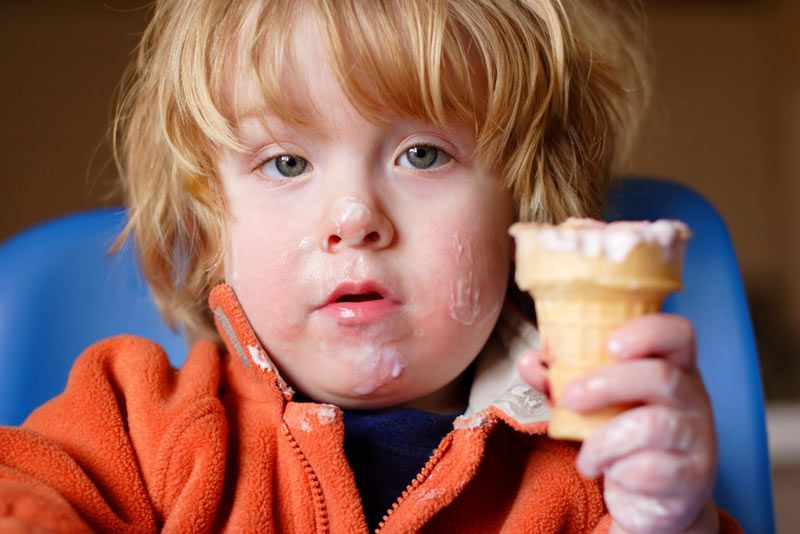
[604,450,707,497]
[607,314,696,370]
[517,349,549,397]
[605,481,705,534]
[561,359,706,412]
[577,406,706,478]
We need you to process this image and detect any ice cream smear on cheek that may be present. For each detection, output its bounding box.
[298,235,315,252]
[449,234,482,326]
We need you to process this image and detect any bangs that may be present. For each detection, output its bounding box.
[229,0,487,142]
[155,0,645,211]
[192,0,531,166]
[176,0,613,186]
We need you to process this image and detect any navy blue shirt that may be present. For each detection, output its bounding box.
[342,407,464,531]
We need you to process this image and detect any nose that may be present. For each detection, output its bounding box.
[320,196,394,252]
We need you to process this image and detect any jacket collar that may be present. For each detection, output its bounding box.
[460,304,549,432]
[208,284,549,433]
[209,284,294,406]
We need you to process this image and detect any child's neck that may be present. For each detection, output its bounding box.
[399,364,474,415]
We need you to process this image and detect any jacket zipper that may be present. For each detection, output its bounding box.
[281,422,330,533]
[374,433,454,533]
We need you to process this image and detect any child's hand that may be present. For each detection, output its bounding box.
[519,314,719,533]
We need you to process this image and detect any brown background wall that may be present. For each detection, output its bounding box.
[1,2,798,398]
[628,0,800,399]
[0,3,148,234]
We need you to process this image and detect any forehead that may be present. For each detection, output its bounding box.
[226,8,378,138]
[221,3,487,144]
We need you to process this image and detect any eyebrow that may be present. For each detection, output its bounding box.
[236,107,335,140]
[231,117,305,148]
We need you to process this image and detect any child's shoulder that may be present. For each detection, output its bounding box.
[49,335,224,414]
[23,335,227,452]
[7,336,229,531]
[70,334,217,378]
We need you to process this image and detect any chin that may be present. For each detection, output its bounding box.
[332,397,399,411]
[307,383,426,411]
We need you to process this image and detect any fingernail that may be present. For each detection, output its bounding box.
[584,375,607,392]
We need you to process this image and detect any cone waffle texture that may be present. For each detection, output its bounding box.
[538,292,664,440]
[510,219,688,441]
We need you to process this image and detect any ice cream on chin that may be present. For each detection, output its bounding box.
[510,217,691,441]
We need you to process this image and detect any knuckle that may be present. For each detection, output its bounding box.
[650,360,682,397]
[694,451,717,481]
[674,315,696,344]
[675,460,695,483]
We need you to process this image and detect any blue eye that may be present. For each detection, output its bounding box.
[261,154,309,178]
[397,145,451,170]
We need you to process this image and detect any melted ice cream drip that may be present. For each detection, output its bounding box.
[351,345,407,395]
[449,234,482,325]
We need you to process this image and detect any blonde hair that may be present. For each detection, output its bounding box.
[113,0,650,342]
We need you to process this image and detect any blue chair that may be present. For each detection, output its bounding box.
[0,209,187,426]
[0,178,773,532]
[605,177,774,534]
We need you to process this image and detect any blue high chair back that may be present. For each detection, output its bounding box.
[605,177,774,534]
[0,209,187,425]
[0,177,774,533]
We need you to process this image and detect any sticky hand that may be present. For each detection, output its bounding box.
[518,314,718,533]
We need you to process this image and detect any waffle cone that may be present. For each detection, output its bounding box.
[510,220,688,441]
[539,291,664,440]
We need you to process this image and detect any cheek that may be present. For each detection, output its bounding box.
[446,229,510,326]
[226,214,282,284]
[223,213,307,334]
[422,200,512,335]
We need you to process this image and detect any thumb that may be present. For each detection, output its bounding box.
[517,349,549,397]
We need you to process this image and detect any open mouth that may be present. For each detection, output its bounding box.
[335,292,384,303]
[322,282,398,323]
[322,281,397,312]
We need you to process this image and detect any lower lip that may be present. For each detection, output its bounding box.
[320,299,400,325]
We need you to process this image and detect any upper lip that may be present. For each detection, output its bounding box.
[321,281,398,307]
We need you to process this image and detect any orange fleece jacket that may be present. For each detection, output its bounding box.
[0,285,741,533]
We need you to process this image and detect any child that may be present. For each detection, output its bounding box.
[0,0,739,532]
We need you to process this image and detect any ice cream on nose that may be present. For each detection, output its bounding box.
[330,197,372,247]
[510,217,691,441]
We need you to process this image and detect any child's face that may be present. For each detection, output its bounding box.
[217,12,514,411]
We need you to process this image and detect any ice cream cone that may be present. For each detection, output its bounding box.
[510,218,691,441]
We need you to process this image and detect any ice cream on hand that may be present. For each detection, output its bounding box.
[510,217,691,441]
